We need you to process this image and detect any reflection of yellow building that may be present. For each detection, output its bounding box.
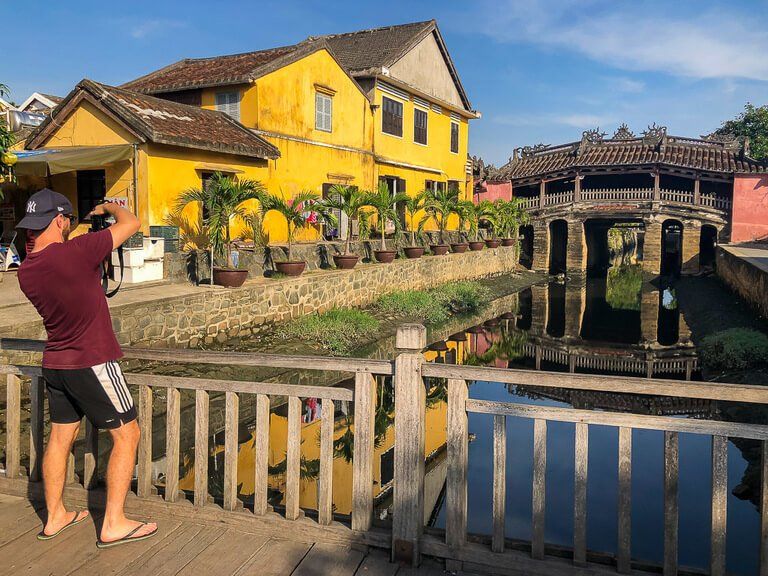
[6,20,478,242]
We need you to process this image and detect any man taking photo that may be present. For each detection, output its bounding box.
[17,188,158,548]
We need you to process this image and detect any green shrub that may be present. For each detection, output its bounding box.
[376,290,448,323]
[278,308,379,355]
[699,328,768,372]
[431,281,491,314]
[375,281,491,324]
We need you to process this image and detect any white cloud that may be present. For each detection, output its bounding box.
[494,112,615,128]
[129,19,187,39]
[612,77,645,93]
[472,0,768,81]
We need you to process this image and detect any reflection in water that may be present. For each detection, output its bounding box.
[165,270,760,575]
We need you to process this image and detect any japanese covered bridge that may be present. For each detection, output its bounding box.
[475,124,768,276]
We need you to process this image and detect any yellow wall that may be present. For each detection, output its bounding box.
[144,143,272,236]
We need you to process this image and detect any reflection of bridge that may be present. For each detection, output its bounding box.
[475,126,768,276]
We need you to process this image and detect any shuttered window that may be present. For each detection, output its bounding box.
[215,92,240,121]
[382,96,403,137]
[414,108,428,145]
[450,122,459,153]
[315,92,332,132]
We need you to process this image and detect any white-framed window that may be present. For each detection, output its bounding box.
[215,92,240,121]
[315,92,332,132]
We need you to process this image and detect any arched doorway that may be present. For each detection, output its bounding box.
[661,220,683,277]
[519,224,534,269]
[699,225,718,270]
[548,219,568,274]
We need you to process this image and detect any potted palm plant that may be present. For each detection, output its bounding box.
[174,172,264,288]
[368,182,408,263]
[480,200,502,248]
[320,184,371,270]
[452,200,475,253]
[467,201,489,251]
[402,190,428,259]
[498,198,528,247]
[259,190,333,276]
[423,186,459,255]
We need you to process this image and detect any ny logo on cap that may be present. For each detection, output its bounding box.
[26,201,37,213]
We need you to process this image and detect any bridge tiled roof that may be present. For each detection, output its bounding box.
[494,128,767,183]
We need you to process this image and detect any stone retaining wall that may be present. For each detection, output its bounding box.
[116,246,519,348]
[716,246,768,319]
[164,231,475,283]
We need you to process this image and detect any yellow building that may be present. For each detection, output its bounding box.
[6,20,478,242]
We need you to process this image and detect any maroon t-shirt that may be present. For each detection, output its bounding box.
[18,230,123,369]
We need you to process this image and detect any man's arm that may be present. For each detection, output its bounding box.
[89,202,142,250]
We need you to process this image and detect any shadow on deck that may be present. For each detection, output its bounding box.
[0,493,447,576]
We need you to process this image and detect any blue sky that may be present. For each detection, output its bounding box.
[4,0,767,165]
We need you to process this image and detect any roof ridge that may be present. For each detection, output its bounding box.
[178,42,300,63]
[308,19,433,41]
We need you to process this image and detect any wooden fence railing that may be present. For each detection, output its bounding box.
[522,188,732,212]
[2,326,767,576]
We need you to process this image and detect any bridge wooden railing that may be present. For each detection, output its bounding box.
[520,341,697,379]
[522,188,732,212]
[1,326,767,576]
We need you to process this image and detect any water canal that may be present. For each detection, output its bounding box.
[126,266,767,575]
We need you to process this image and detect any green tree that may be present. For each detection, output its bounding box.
[259,190,335,261]
[712,103,768,162]
[402,189,428,247]
[0,83,15,193]
[174,172,264,269]
[367,182,408,251]
[423,186,460,244]
[320,185,372,255]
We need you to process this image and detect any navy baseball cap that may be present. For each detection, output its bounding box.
[16,188,74,231]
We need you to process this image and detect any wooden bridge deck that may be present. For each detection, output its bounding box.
[0,493,447,576]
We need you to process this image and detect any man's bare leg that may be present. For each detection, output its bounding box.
[42,422,89,534]
[99,420,156,542]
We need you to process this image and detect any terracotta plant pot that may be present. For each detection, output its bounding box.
[484,318,500,328]
[374,250,397,264]
[450,243,469,253]
[275,261,306,277]
[430,244,450,256]
[468,241,485,251]
[403,246,425,259]
[466,325,485,334]
[333,254,359,270]
[485,239,502,248]
[501,238,516,247]
[500,312,517,320]
[212,267,248,288]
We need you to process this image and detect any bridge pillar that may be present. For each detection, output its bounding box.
[564,281,585,339]
[531,219,549,272]
[530,283,548,335]
[567,219,587,274]
[640,286,659,345]
[681,220,701,275]
[643,218,663,275]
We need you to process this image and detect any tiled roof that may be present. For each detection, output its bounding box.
[495,130,767,182]
[27,79,280,160]
[314,21,434,74]
[39,93,62,104]
[119,20,472,110]
[121,44,308,93]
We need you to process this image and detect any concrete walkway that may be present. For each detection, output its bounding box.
[721,243,768,274]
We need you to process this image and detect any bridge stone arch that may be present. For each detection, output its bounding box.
[548,219,569,274]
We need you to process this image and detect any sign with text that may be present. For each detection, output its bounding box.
[110,197,129,209]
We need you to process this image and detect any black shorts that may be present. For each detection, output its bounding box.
[42,361,137,429]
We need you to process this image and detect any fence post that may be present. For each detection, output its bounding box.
[392,324,427,566]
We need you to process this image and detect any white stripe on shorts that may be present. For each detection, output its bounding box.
[92,361,133,413]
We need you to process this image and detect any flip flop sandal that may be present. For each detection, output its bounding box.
[37,510,89,541]
[96,522,158,549]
